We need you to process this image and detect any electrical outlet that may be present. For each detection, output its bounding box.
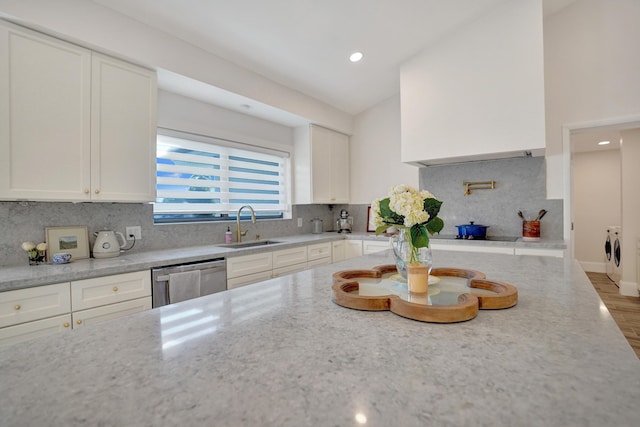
[125,226,142,241]
[297,218,303,227]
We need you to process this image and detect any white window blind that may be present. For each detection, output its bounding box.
[154,131,290,220]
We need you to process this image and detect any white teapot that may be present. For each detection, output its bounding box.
[93,230,126,258]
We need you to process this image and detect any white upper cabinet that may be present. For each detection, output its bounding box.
[294,124,349,204]
[90,53,157,202]
[399,0,545,166]
[0,21,157,202]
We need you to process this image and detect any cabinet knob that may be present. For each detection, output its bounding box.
[63,322,70,328]
[14,304,21,310]
[112,286,118,292]
[76,319,82,325]
[84,188,90,194]
[94,189,100,194]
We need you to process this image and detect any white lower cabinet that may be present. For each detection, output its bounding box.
[72,297,152,328]
[332,240,345,263]
[308,242,331,264]
[0,270,151,345]
[0,314,72,346]
[345,240,363,260]
[228,270,273,289]
[363,239,390,254]
[0,282,70,329]
[514,247,565,257]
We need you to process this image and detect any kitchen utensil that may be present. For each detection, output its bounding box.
[517,211,526,221]
[311,217,323,234]
[535,209,547,221]
[92,230,127,258]
[455,221,490,239]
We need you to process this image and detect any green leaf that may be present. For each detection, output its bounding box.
[378,197,404,225]
[410,224,429,248]
[423,198,442,223]
[426,217,444,234]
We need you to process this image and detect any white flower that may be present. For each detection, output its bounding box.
[21,241,36,251]
[36,242,47,251]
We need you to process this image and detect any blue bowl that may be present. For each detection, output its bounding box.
[52,253,72,264]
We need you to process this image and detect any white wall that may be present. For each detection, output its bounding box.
[620,128,640,295]
[0,0,353,134]
[544,0,640,199]
[572,149,621,272]
[158,90,294,150]
[399,0,545,165]
[350,94,418,204]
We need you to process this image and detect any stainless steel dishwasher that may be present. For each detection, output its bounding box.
[151,258,226,308]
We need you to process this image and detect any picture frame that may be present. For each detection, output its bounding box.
[367,206,376,233]
[45,226,90,262]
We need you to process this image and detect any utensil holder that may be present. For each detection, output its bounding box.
[522,220,540,241]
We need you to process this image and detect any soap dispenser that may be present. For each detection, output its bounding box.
[225,226,233,243]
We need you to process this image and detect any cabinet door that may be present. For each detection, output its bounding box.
[71,271,151,311]
[345,240,363,260]
[91,53,157,202]
[0,22,91,201]
[332,240,346,263]
[272,246,307,269]
[310,125,350,203]
[0,314,72,346]
[226,252,273,279]
[363,240,390,255]
[308,242,331,261]
[227,270,273,289]
[72,296,151,328]
[307,257,331,268]
[0,282,70,328]
[272,263,308,278]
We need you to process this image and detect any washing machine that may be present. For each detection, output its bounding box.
[605,226,622,285]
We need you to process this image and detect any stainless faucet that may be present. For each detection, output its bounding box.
[236,205,256,242]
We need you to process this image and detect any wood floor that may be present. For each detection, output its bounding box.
[586,272,640,359]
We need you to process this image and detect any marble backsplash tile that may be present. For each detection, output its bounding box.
[0,202,346,267]
[419,157,563,239]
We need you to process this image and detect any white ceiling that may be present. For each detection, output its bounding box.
[92,0,578,124]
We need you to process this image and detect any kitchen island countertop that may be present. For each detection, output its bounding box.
[0,248,637,427]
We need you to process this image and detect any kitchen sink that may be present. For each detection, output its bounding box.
[219,240,282,249]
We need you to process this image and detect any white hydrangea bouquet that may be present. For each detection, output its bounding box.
[370,185,444,263]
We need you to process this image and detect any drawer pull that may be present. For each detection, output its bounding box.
[63,322,70,328]
[94,189,100,194]
[76,319,82,325]
[84,188,90,194]
[14,304,21,310]
[113,286,118,292]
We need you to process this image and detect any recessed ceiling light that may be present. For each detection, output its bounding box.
[598,140,610,145]
[349,52,363,62]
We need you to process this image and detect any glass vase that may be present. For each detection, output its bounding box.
[391,229,432,280]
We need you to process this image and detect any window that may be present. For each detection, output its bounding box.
[154,129,290,223]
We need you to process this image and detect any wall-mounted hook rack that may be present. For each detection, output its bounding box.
[463,180,495,196]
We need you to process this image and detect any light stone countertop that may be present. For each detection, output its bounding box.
[0,232,566,292]
[0,249,636,427]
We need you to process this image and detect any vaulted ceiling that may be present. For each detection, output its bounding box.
[92,0,577,118]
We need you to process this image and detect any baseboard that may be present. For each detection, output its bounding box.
[579,261,606,273]
[619,280,639,297]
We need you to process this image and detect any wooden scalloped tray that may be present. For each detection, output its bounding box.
[332,265,518,323]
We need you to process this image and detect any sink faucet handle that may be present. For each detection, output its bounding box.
[240,229,248,237]
[255,234,260,240]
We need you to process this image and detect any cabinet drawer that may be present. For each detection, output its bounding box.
[307,242,331,261]
[72,296,151,328]
[227,270,273,289]
[0,314,72,346]
[0,283,70,328]
[226,252,273,279]
[363,240,390,254]
[273,262,308,278]
[345,240,363,259]
[71,271,151,311]
[272,246,307,269]
[307,257,331,268]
